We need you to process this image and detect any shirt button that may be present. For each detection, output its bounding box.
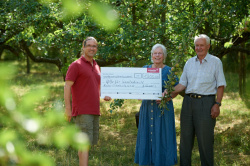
[151,125,153,127]
[151,118,153,120]
[151,110,153,112]
[151,132,152,134]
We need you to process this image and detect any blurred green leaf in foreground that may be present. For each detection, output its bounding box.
[88,2,119,31]
[39,0,119,30]
[0,63,89,165]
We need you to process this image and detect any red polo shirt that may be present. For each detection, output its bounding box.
[65,56,101,116]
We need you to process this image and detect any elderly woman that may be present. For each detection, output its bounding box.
[134,44,178,166]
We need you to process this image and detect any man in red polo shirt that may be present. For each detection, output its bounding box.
[64,37,111,166]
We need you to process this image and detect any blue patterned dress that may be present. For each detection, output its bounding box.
[134,65,178,166]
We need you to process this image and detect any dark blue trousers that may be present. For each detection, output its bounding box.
[180,95,216,166]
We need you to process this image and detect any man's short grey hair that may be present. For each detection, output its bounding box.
[194,34,210,45]
[150,44,167,63]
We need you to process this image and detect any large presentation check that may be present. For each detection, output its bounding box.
[101,67,162,100]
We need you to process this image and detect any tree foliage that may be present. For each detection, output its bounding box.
[1,0,249,73]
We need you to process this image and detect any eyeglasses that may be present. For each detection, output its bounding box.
[86,45,98,48]
[153,52,163,55]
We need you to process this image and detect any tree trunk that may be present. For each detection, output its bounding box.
[0,47,4,60]
[132,3,136,26]
[63,56,67,81]
[239,44,246,96]
[26,55,30,74]
[242,48,246,96]
[20,40,63,71]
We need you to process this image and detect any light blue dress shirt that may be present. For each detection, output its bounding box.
[179,53,226,95]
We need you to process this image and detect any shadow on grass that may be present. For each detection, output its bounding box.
[224,72,250,109]
[215,119,250,165]
[12,61,63,86]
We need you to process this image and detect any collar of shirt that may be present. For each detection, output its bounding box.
[195,53,211,63]
[80,56,96,66]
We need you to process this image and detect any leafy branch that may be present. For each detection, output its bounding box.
[158,64,181,115]
[158,42,187,115]
[108,99,124,113]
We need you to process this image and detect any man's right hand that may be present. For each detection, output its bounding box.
[65,108,72,122]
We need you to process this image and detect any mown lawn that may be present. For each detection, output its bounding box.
[9,62,250,166]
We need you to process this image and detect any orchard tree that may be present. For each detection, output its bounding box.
[0,0,249,90]
[1,0,249,71]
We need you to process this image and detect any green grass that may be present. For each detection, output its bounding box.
[6,62,250,165]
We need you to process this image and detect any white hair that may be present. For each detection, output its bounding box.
[150,44,167,63]
[194,34,210,45]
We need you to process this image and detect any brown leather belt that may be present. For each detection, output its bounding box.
[186,93,215,99]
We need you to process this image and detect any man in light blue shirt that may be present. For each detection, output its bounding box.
[169,34,226,166]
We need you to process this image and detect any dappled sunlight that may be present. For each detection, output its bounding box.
[1,61,249,165]
[100,124,120,139]
[215,119,243,133]
[214,118,250,165]
[11,86,31,98]
[223,92,241,100]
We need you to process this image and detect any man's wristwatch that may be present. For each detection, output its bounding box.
[215,102,221,106]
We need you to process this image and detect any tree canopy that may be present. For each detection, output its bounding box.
[1,0,249,74]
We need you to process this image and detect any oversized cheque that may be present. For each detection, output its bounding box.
[101,67,162,100]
